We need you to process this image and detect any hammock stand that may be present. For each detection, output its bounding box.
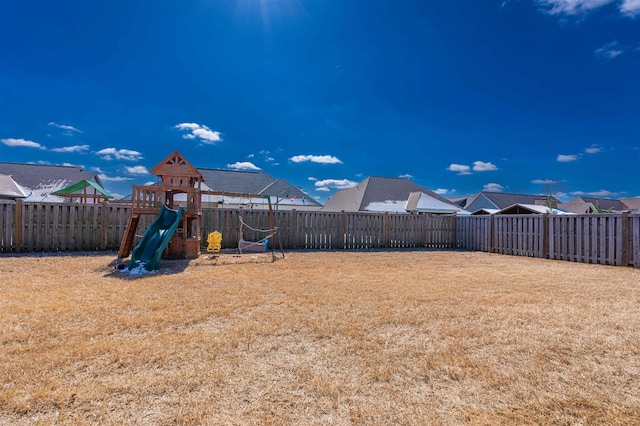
[238,215,278,258]
[200,191,285,261]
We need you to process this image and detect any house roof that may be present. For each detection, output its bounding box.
[496,203,573,215]
[322,176,459,213]
[0,174,28,199]
[471,208,500,215]
[0,162,102,202]
[621,198,640,212]
[197,168,321,206]
[406,191,471,215]
[564,197,626,212]
[52,180,114,199]
[466,191,557,210]
[448,196,473,208]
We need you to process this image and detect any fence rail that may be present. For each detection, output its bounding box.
[1,201,639,268]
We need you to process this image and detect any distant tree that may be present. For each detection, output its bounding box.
[541,182,560,210]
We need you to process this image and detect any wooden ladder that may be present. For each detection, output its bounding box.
[118,214,140,258]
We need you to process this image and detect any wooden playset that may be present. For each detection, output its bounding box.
[118,151,203,260]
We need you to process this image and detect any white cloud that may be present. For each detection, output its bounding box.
[595,41,624,61]
[96,148,143,161]
[571,189,622,197]
[98,174,133,182]
[48,122,83,133]
[585,145,602,154]
[557,154,578,162]
[50,144,90,153]
[483,183,504,192]
[535,0,640,17]
[316,187,330,192]
[620,0,640,16]
[447,164,472,175]
[125,165,150,175]
[174,122,222,144]
[308,176,318,181]
[472,161,498,172]
[289,154,343,164]
[227,161,261,171]
[2,138,45,149]
[535,0,616,16]
[531,179,559,184]
[399,174,414,179]
[434,188,449,195]
[314,179,357,190]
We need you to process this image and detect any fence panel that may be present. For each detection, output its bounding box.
[631,215,640,268]
[0,202,16,252]
[1,201,639,270]
[455,216,491,251]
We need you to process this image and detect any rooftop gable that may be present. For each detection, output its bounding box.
[0,174,28,199]
[150,151,203,181]
[406,191,471,214]
[323,176,457,212]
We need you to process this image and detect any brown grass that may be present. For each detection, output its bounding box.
[1,250,639,425]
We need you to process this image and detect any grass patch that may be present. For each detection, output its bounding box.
[1,251,639,425]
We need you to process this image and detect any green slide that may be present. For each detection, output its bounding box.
[128,205,184,271]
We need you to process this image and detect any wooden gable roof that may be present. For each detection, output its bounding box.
[150,151,203,181]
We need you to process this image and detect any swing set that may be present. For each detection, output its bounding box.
[202,191,285,261]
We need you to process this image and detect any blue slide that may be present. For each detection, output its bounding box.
[128,205,184,271]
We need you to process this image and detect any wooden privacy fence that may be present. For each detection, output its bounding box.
[0,201,456,253]
[455,214,639,267]
[0,201,132,252]
[200,209,456,250]
[1,200,640,268]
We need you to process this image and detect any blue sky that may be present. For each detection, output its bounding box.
[1,0,638,203]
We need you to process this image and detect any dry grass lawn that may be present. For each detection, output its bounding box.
[1,250,639,425]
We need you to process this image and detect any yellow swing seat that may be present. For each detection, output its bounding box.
[207,231,222,253]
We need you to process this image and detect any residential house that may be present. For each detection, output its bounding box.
[196,168,322,211]
[322,176,465,214]
[0,162,107,203]
[558,197,628,214]
[464,191,558,214]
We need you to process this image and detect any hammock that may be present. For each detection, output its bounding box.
[238,216,278,254]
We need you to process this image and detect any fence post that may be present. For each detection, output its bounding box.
[15,199,23,252]
[384,212,390,248]
[489,215,495,253]
[291,209,297,251]
[340,210,346,249]
[423,214,428,248]
[100,201,108,250]
[542,213,550,259]
[621,210,629,267]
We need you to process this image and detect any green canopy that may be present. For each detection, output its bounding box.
[52,180,114,200]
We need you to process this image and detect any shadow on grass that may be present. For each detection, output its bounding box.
[103,256,191,279]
